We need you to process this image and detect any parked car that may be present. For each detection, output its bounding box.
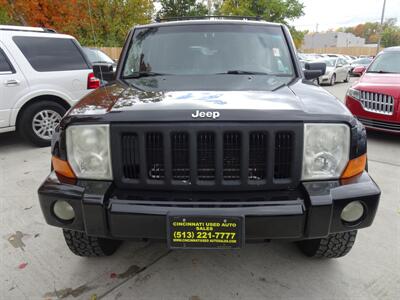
[342,55,354,64]
[346,46,400,134]
[318,57,350,85]
[349,57,373,76]
[38,18,380,259]
[0,25,100,146]
[82,47,116,70]
[83,47,117,85]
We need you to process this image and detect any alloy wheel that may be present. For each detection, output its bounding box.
[32,109,62,140]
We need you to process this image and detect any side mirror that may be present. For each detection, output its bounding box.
[303,62,326,80]
[93,63,115,82]
[353,66,366,76]
[337,64,343,68]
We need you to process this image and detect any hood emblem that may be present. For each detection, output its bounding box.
[191,110,220,119]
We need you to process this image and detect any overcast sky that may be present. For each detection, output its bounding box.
[291,0,400,32]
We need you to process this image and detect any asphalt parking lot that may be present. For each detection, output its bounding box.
[1,78,399,300]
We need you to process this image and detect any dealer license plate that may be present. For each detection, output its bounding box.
[167,215,243,249]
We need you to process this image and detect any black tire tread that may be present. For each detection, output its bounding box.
[298,230,357,258]
[63,229,121,257]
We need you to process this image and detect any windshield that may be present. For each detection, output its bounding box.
[321,58,336,67]
[122,24,294,78]
[353,58,372,64]
[84,48,114,64]
[368,52,400,73]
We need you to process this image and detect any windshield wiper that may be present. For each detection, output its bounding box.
[123,71,168,79]
[367,70,396,74]
[216,70,291,76]
[92,60,114,64]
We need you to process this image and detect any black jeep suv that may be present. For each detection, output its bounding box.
[38,19,380,258]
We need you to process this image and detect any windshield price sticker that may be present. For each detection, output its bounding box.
[168,216,243,249]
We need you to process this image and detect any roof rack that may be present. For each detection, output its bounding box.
[0,25,57,33]
[155,15,263,23]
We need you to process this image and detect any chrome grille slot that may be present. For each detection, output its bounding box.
[248,132,267,180]
[147,132,164,179]
[171,132,190,180]
[197,132,216,181]
[360,91,394,115]
[223,132,241,180]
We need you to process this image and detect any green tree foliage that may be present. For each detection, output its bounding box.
[217,0,305,48]
[82,0,154,46]
[0,0,154,47]
[338,19,400,47]
[291,29,308,49]
[218,0,304,24]
[158,0,209,18]
[0,6,14,24]
[381,26,400,48]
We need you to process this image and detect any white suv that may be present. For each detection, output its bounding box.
[0,25,99,146]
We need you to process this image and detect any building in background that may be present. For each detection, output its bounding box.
[303,32,365,48]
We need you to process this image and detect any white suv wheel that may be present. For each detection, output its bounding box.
[32,109,62,140]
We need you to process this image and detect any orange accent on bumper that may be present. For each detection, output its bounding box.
[341,154,367,179]
[52,156,76,179]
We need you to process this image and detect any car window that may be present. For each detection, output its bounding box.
[83,48,114,64]
[368,52,400,74]
[13,36,89,72]
[123,24,295,77]
[0,48,14,73]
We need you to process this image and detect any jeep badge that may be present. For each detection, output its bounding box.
[191,110,220,119]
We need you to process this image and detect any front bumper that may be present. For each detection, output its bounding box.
[38,171,380,241]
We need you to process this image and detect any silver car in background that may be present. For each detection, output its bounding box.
[318,57,350,85]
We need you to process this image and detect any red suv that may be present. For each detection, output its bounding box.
[346,47,400,134]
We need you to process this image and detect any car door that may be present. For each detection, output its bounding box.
[337,58,347,81]
[0,44,28,129]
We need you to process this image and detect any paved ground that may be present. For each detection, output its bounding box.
[1,78,399,300]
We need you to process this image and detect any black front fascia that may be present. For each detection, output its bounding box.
[38,171,381,240]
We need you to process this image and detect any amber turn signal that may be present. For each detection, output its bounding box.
[341,154,367,179]
[52,156,76,179]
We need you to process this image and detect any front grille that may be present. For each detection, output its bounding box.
[114,123,302,191]
[359,91,394,115]
[358,117,400,132]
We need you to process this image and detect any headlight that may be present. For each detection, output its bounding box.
[66,124,112,180]
[302,124,350,180]
[347,88,360,100]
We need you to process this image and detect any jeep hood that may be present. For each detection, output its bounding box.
[67,80,352,123]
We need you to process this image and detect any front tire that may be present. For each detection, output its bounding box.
[63,229,122,257]
[329,74,336,86]
[18,100,66,147]
[344,72,350,82]
[297,230,357,258]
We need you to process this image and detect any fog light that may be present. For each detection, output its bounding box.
[53,200,75,221]
[341,201,364,223]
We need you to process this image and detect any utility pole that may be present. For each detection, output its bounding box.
[207,0,212,14]
[376,0,387,54]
